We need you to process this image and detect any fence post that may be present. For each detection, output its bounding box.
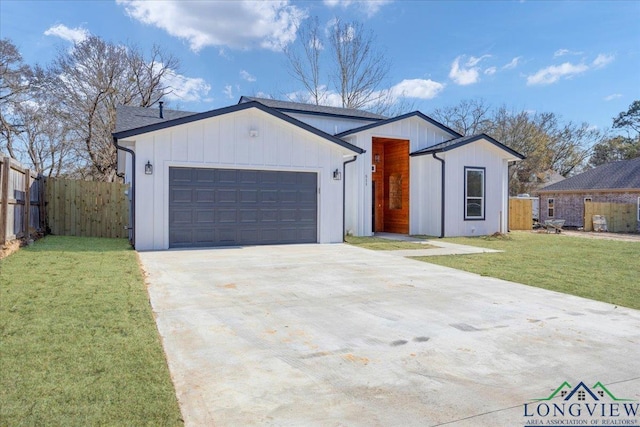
[0,157,10,244]
[24,169,31,239]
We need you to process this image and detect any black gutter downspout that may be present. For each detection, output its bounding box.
[113,136,135,248]
[432,152,445,238]
[342,155,358,242]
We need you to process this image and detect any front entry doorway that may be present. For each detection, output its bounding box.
[371,137,409,234]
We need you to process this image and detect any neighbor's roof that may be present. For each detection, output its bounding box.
[114,105,197,134]
[112,102,364,154]
[410,134,525,160]
[336,111,462,139]
[538,157,640,192]
[239,96,386,121]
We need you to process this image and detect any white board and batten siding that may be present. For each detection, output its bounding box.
[342,116,457,236]
[282,112,378,136]
[411,140,511,237]
[124,108,353,250]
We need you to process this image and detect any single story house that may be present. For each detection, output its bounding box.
[537,157,640,230]
[113,97,524,250]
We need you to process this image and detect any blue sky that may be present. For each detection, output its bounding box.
[2,0,639,133]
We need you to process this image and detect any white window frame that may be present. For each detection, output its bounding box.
[464,167,485,220]
[548,198,555,218]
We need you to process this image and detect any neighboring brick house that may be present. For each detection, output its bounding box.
[537,157,640,230]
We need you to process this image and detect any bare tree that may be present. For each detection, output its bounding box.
[431,99,492,135]
[329,19,390,110]
[47,36,179,181]
[284,16,325,105]
[285,17,392,114]
[0,38,33,158]
[431,99,603,194]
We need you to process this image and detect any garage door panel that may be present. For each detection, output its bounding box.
[260,209,278,222]
[217,169,237,183]
[172,168,193,182]
[239,170,258,184]
[171,209,193,224]
[279,190,297,203]
[218,228,237,243]
[217,189,237,203]
[299,208,316,222]
[195,189,215,203]
[169,167,317,247]
[171,188,193,203]
[240,190,258,203]
[196,169,216,182]
[299,189,317,203]
[218,209,237,223]
[260,190,278,203]
[195,210,215,223]
[240,209,258,222]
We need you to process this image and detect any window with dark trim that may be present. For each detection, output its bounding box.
[548,198,555,218]
[464,167,485,220]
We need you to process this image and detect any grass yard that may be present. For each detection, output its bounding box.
[345,235,436,251]
[412,231,640,310]
[0,237,183,426]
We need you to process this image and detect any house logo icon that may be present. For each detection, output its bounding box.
[524,381,639,425]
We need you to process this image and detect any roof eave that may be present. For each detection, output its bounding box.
[537,187,640,194]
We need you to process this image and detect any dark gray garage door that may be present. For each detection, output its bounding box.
[169,168,317,248]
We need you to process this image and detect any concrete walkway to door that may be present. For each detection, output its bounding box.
[138,244,640,427]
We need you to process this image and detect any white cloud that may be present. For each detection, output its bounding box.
[116,0,306,52]
[484,67,497,75]
[43,24,89,43]
[240,70,256,82]
[466,55,491,67]
[223,85,235,99]
[593,53,614,68]
[526,62,589,85]
[323,0,393,17]
[449,56,481,85]
[503,56,521,70]
[161,69,212,103]
[389,79,445,99]
[554,48,582,57]
[604,93,622,101]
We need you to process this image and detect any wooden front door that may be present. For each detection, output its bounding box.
[372,138,409,234]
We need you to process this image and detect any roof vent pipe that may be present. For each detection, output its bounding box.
[159,101,164,119]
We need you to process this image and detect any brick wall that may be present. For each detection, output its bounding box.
[538,191,640,230]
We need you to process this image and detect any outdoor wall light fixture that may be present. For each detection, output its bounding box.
[249,129,259,137]
[145,161,153,175]
[374,154,380,163]
[333,168,342,180]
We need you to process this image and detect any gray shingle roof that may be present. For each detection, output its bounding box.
[115,105,197,133]
[410,134,525,160]
[239,96,386,120]
[539,157,640,192]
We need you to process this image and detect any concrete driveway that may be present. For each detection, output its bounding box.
[138,244,640,427]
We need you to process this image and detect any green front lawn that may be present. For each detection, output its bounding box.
[413,232,640,310]
[0,237,183,426]
[345,235,436,251]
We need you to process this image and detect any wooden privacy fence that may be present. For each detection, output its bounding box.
[509,198,533,230]
[45,178,130,238]
[584,201,637,233]
[0,156,45,244]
